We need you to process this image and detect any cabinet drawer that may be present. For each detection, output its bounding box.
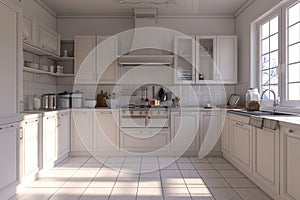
[121,117,145,128]
[120,129,170,152]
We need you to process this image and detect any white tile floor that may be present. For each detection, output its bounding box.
[11,156,273,200]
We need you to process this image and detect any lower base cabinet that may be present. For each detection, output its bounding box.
[253,128,279,197]
[57,111,70,161]
[19,115,40,185]
[93,110,119,153]
[231,118,253,176]
[71,110,93,153]
[0,121,19,199]
[171,111,199,155]
[280,126,300,200]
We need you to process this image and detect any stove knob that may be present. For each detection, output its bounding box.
[145,111,148,115]
[131,111,133,114]
[140,111,143,115]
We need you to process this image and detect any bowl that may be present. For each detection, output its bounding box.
[84,100,96,108]
[105,99,118,108]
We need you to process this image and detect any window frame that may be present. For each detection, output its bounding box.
[257,9,282,105]
[256,0,300,108]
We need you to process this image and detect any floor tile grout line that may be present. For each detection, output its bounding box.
[176,159,194,200]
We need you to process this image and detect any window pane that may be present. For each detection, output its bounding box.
[270,51,278,68]
[289,63,300,82]
[289,83,300,100]
[270,34,278,51]
[270,16,278,35]
[270,68,279,84]
[262,54,270,69]
[289,43,300,64]
[262,39,270,54]
[288,23,300,45]
[261,86,270,100]
[288,3,300,26]
[262,22,270,39]
[262,70,270,86]
[270,85,279,100]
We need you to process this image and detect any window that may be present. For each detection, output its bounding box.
[260,16,279,100]
[257,0,300,107]
[287,2,300,101]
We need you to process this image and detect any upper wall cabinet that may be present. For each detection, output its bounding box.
[196,36,217,84]
[22,15,60,57]
[196,35,237,84]
[174,35,196,84]
[74,35,118,84]
[216,36,237,84]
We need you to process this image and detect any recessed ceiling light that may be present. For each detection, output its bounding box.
[114,0,176,6]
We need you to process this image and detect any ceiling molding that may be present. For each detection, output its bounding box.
[56,12,234,20]
[34,0,57,17]
[234,0,256,18]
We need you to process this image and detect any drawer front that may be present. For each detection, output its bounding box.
[146,116,169,128]
[121,117,146,128]
[120,130,170,152]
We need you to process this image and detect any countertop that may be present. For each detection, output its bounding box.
[0,114,22,125]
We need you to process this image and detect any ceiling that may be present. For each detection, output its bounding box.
[38,0,255,17]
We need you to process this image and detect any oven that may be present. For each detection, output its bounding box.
[120,107,170,153]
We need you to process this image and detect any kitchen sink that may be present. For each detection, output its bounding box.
[229,110,296,116]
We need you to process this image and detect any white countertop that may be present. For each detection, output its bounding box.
[0,114,22,125]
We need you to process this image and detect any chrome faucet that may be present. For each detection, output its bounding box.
[260,89,278,113]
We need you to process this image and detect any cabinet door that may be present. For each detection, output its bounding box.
[74,35,96,84]
[281,127,300,200]
[221,114,230,155]
[36,24,60,55]
[174,36,196,84]
[71,111,93,152]
[96,36,118,84]
[195,36,217,84]
[0,0,19,116]
[253,128,279,195]
[57,112,70,159]
[0,123,18,191]
[200,111,222,156]
[171,111,199,154]
[93,110,119,152]
[231,120,252,174]
[43,115,57,168]
[216,36,237,84]
[23,15,34,45]
[23,119,39,177]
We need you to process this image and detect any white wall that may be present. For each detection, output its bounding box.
[57,17,235,40]
[235,0,282,96]
[20,0,56,30]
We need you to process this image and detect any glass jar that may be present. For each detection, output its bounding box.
[245,88,261,111]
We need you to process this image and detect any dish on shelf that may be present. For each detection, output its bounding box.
[24,61,39,70]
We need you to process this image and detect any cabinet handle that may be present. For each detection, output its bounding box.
[236,122,244,127]
[101,111,112,114]
[287,130,300,140]
[19,127,23,140]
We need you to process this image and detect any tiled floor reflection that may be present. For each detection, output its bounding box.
[11,156,273,200]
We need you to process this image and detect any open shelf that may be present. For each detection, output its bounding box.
[23,66,74,77]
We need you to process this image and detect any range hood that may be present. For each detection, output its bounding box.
[118,54,174,66]
[118,8,174,67]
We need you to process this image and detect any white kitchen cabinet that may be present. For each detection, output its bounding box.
[221,114,231,155]
[171,111,199,155]
[0,121,19,199]
[0,0,21,116]
[231,118,253,176]
[199,111,222,157]
[96,36,118,84]
[195,36,217,84]
[174,36,196,84]
[23,15,35,45]
[93,110,119,153]
[35,23,60,56]
[43,114,58,169]
[57,111,70,161]
[71,110,93,153]
[74,35,96,84]
[216,36,237,84]
[19,116,40,185]
[253,127,279,197]
[280,125,300,200]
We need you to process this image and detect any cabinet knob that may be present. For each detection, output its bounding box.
[289,129,294,133]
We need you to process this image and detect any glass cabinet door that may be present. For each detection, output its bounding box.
[174,35,196,84]
[196,36,216,83]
